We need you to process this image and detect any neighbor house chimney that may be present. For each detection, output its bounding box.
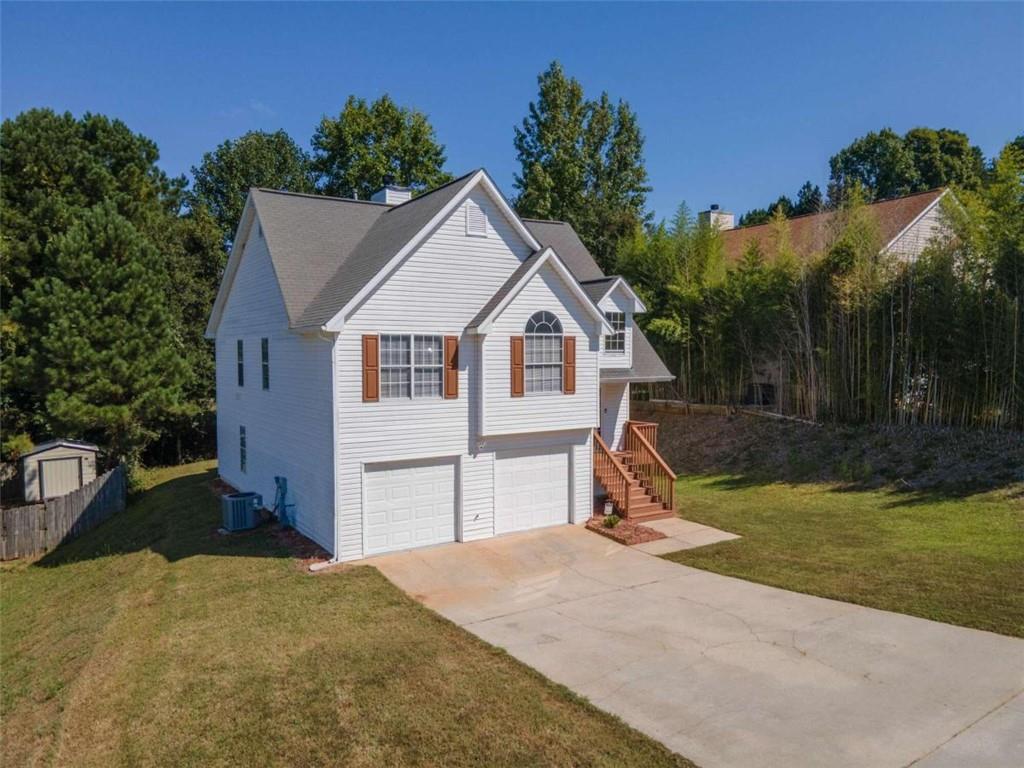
[698,203,735,231]
[370,185,413,205]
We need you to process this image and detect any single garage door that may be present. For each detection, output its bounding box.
[495,447,570,534]
[364,458,457,556]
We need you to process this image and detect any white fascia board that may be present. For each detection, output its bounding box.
[471,248,614,335]
[321,170,543,333]
[880,189,949,255]
[599,277,648,314]
[204,194,255,339]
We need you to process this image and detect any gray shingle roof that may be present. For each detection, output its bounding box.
[522,219,606,282]
[244,170,672,382]
[467,250,545,330]
[250,189,388,325]
[600,326,674,383]
[580,277,616,305]
[294,171,480,328]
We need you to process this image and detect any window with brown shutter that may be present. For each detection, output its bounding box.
[362,334,379,402]
[444,336,459,399]
[563,336,576,394]
[510,336,525,397]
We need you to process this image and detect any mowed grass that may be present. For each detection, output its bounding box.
[1,461,694,768]
[666,475,1024,638]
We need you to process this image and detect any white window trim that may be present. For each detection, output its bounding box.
[379,333,445,400]
[604,311,626,354]
[525,311,563,396]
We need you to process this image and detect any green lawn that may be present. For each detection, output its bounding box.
[666,475,1024,638]
[1,461,694,768]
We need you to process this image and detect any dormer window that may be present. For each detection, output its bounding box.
[604,312,625,353]
[465,200,488,237]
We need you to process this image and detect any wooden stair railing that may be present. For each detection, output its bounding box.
[622,421,676,512]
[625,420,658,449]
[593,430,631,517]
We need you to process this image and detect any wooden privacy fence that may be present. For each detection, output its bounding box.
[1,465,127,560]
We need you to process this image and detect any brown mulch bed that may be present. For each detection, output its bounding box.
[208,474,332,569]
[586,515,666,546]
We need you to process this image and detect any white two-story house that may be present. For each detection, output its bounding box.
[205,169,674,561]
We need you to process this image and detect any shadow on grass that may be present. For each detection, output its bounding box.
[687,470,1017,509]
[33,465,310,569]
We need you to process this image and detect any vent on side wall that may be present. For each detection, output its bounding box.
[465,200,488,237]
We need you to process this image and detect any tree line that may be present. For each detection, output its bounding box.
[3,59,1021,475]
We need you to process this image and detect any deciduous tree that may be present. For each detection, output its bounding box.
[311,95,451,199]
[191,130,313,247]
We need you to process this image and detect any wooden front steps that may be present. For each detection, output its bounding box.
[593,428,677,522]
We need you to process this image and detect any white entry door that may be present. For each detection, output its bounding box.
[364,458,457,556]
[495,447,570,534]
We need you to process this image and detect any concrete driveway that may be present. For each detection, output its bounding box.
[372,525,1024,768]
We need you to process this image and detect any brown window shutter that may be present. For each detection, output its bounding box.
[510,336,525,397]
[444,336,459,399]
[362,334,379,402]
[563,336,576,395]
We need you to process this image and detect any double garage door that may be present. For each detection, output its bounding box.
[364,447,572,556]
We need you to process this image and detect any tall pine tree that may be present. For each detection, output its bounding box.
[12,203,188,467]
[514,62,650,271]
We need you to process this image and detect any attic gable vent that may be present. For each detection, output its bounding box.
[465,200,488,237]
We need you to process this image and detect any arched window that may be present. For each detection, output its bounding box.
[525,311,563,393]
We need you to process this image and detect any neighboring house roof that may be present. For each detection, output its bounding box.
[21,439,99,460]
[600,326,674,383]
[721,188,947,263]
[466,248,613,334]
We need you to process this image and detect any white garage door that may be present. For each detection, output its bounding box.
[495,447,570,534]
[364,458,456,556]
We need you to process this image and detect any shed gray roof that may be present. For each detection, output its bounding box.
[21,439,99,460]
[600,326,674,383]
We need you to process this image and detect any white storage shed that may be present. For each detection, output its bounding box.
[21,439,99,501]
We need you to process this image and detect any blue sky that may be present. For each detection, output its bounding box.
[2,2,1022,220]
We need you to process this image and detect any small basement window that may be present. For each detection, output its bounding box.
[465,200,488,237]
[261,338,270,390]
[237,339,244,386]
[239,426,247,473]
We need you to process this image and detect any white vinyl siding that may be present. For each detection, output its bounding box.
[482,263,600,436]
[215,220,335,551]
[334,187,536,560]
[886,199,951,261]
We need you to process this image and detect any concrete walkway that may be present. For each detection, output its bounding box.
[632,516,741,555]
[372,525,1024,768]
